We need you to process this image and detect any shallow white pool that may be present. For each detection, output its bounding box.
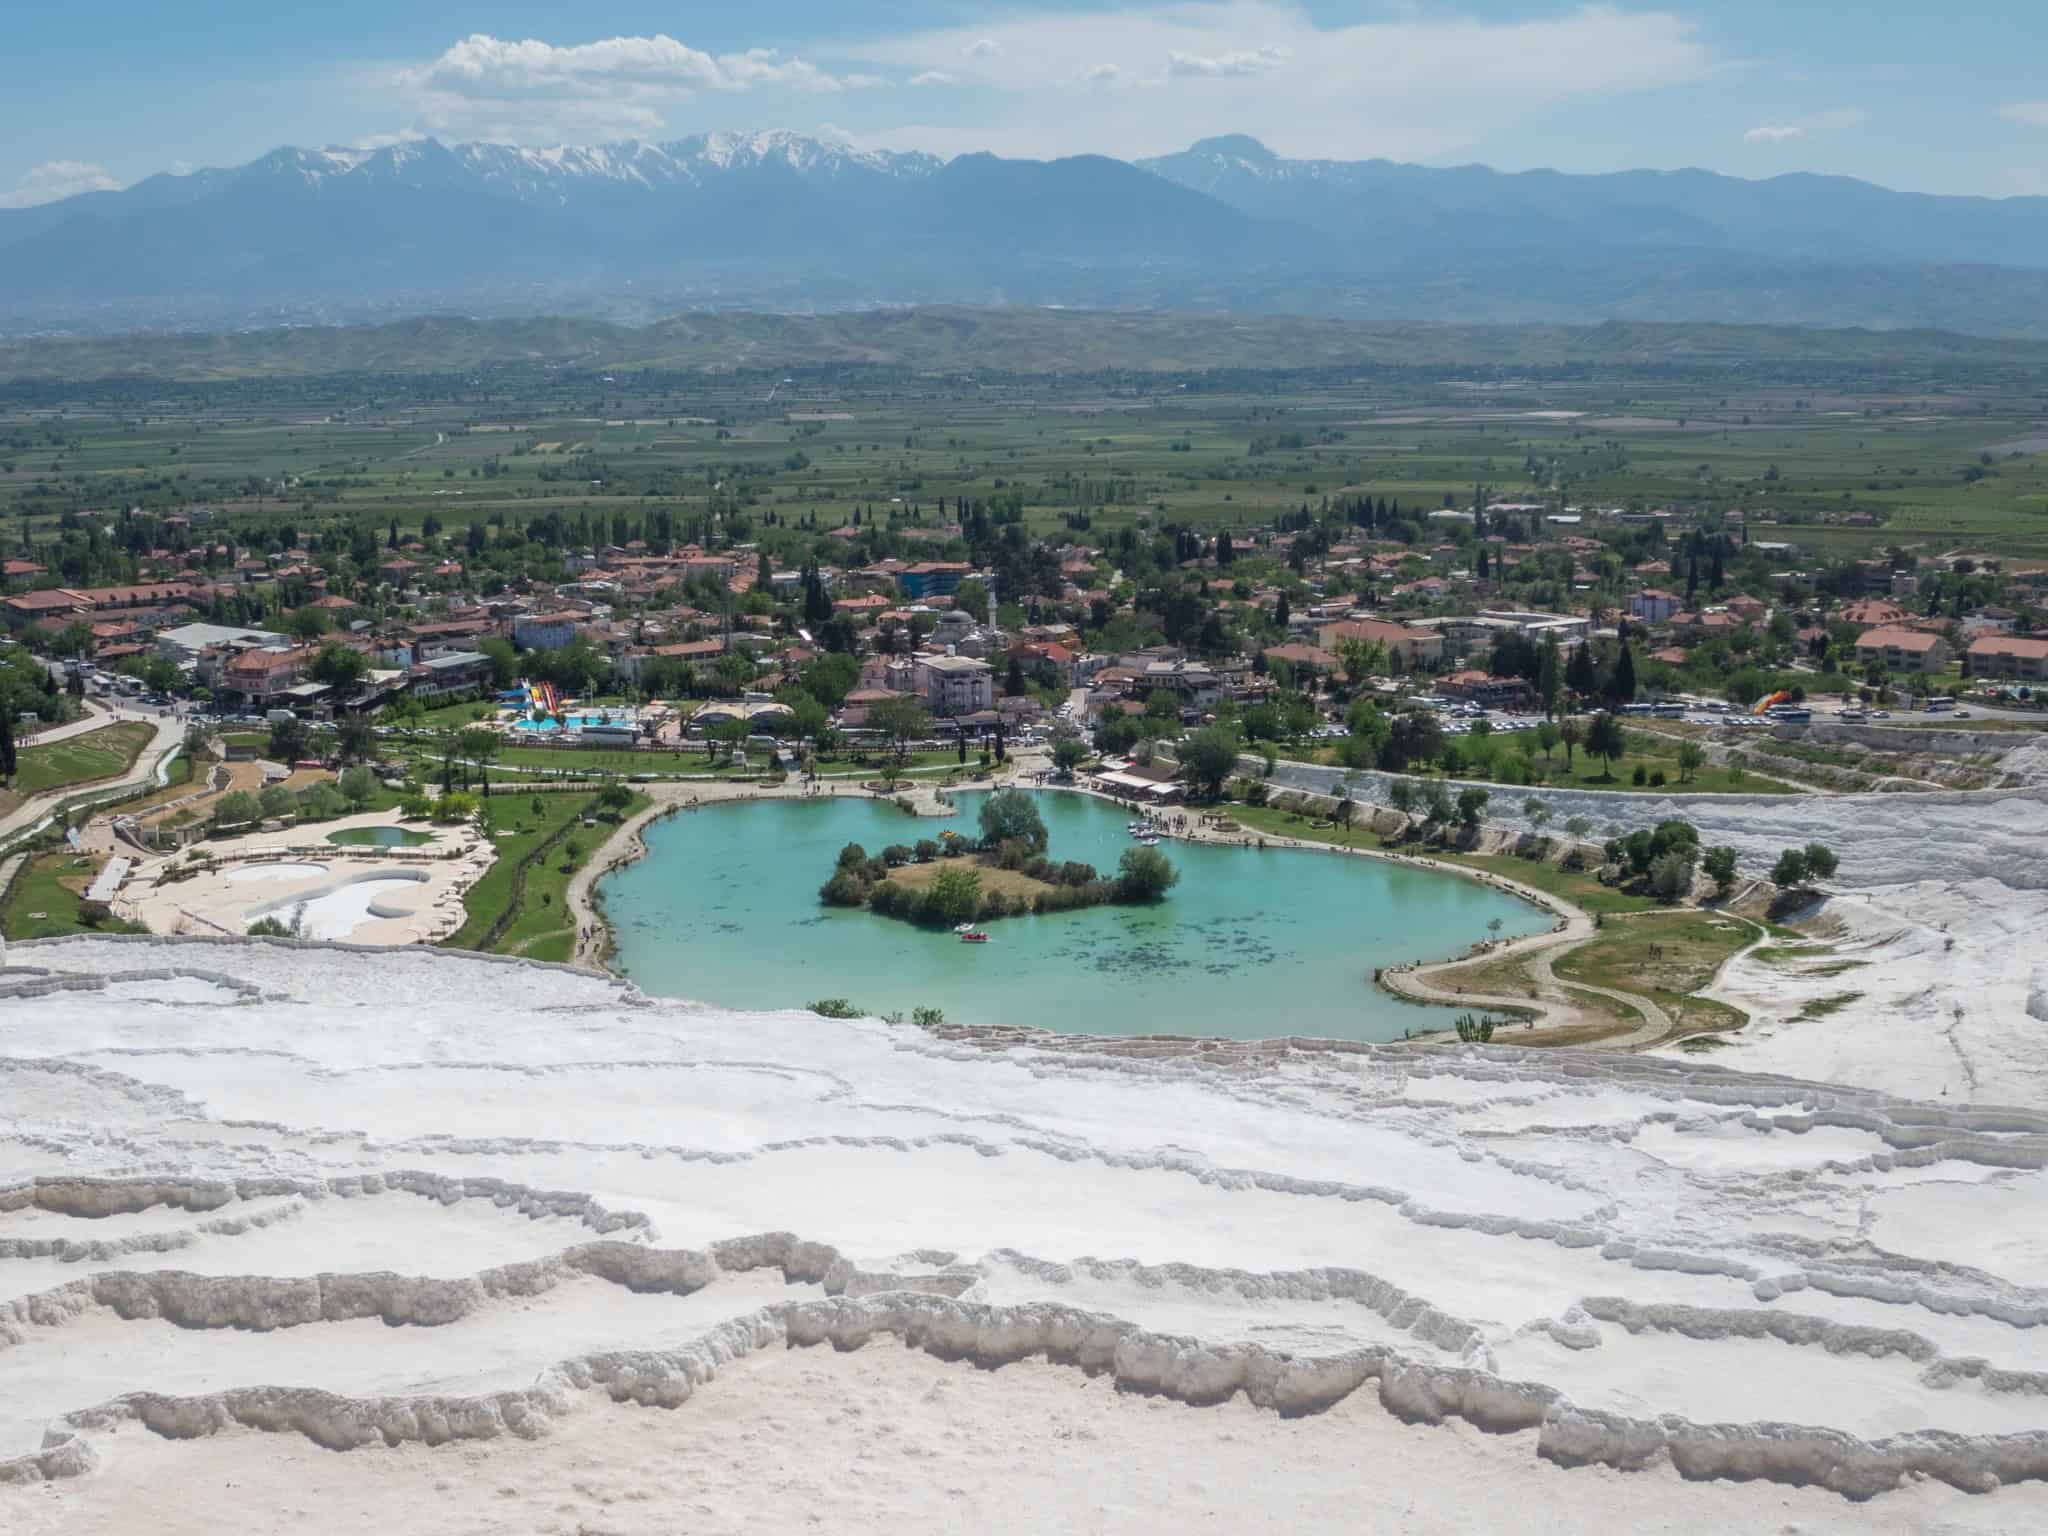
[224,862,327,884]
[261,876,428,941]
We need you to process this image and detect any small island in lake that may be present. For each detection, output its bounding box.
[819,788,1178,925]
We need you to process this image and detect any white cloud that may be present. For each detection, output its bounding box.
[1744,108,1864,146]
[2000,102,2048,127]
[846,1,1720,161]
[390,32,878,141]
[0,159,122,208]
[358,5,1722,164]
[1167,46,1288,79]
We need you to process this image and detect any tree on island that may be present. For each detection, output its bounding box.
[978,788,1048,853]
[924,865,984,926]
[1115,846,1179,902]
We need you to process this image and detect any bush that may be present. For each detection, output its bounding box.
[921,864,984,926]
[1632,763,1649,786]
[1702,845,1738,893]
[913,839,941,863]
[1115,845,1179,902]
[300,783,349,821]
[808,998,862,1019]
[820,868,868,907]
[912,1006,945,1028]
[1650,849,1696,902]
[836,841,870,870]
[212,790,260,826]
[259,784,295,819]
[1647,769,1667,787]
[431,791,478,823]
[339,765,378,809]
[881,843,914,867]
[1772,848,1811,888]
[1453,1012,1497,1044]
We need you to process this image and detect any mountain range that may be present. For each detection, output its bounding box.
[3,131,2046,337]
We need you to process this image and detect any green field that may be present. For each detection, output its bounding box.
[5,320,2047,580]
[440,789,648,963]
[2,721,156,815]
[0,850,143,939]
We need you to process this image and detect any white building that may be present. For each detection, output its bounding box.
[913,653,995,717]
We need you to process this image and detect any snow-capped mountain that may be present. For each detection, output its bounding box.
[2,132,2046,334]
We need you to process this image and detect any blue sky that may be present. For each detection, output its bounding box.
[6,1,2046,205]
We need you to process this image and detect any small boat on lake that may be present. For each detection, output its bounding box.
[959,930,990,944]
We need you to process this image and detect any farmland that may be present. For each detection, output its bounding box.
[1,316,2044,580]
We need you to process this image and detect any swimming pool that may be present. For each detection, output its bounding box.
[510,713,627,735]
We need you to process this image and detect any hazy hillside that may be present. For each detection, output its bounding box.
[6,307,2048,384]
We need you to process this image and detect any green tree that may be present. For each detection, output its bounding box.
[924,864,984,925]
[0,707,15,782]
[308,643,368,688]
[335,713,374,765]
[866,695,931,768]
[213,790,260,826]
[479,636,519,690]
[1179,725,1241,801]
[1650,848,1696,902]
[1675,740,1707,783]
[1772,848,1810,888]
[1051,735,1089,776]
[1803,843,1839,881]
[267,715,309,763]
[1537,636,1562,718]
[1386,777,1417,824]
[1584,712,1627,779]
[978,788,1048,852]
[1558,716,1582,769]
[1702,845,1739,894]
[283,607,330,642]
[338,765,377,809]
[259,784,295,819]
[1115,845,1180,902]
[1456,786,1490,831]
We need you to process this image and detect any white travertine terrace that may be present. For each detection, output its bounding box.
[4,933,2048,1530]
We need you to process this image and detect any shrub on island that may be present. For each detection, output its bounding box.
[818,817,1179,926]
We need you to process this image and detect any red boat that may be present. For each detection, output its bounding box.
[959,930,990,944]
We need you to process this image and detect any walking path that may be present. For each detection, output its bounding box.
[0,709,185,851]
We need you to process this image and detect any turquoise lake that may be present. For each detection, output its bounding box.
[598,790,1549,1043]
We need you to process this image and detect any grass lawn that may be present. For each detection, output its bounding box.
[1459,729,1798,795]
[1283,727,1795,794]
[442,788,649,962]
[1552,910,1755,1036]
[882,858,1053,904]
[1219,800,1656,915]
[0,850,144,940]
[2,721,157,816]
